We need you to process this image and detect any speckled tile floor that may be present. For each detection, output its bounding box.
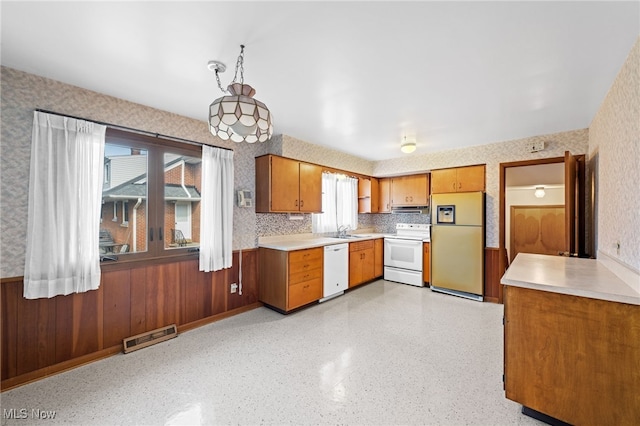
[1,280,543,426]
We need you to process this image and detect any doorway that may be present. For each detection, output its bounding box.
[498,152,586,303]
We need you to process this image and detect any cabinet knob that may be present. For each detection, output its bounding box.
[300,200,304,207]
[295,199,298,207]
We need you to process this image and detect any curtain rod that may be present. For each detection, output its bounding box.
[34,108,233,152]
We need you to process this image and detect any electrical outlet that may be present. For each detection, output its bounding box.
[230,283,238,293]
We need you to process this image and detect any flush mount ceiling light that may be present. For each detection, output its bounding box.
[400,136,416,154]
[208,45,273,143]
[534,186,546,198]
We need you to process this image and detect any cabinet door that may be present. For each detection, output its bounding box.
[374,239,383,277]
[431,168,457,194]
[349,250,363,287]
[456,165,485,192]
[271,156,300,211]
[299,162,322,212]
[378,178,391,213]
[391,174,428,206]
[362,248,375,282]
[423,242,430,283]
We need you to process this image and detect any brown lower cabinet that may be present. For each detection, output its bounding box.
[258,247,323,312]
[349,240,382,288]
[504,285,640,425]
[423,242,430,284]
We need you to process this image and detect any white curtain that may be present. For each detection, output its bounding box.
[336,175,358,229]
[312,172,358,233]
[199,145,234,272]
[312,172,338,233]
[24,111,106,299]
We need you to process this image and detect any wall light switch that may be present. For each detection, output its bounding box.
[230,283,238,293]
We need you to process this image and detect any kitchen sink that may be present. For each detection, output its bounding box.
[338,234,372,239]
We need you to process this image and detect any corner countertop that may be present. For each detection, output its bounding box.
[258,233,389,251]
[501,253,640,306]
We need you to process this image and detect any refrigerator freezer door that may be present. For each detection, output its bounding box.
[431,192,483,226]
[431,225,484,296]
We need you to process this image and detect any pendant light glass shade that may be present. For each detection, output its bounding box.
[209,83,273,143]
[534,186,545,198]
[401,139,416,153]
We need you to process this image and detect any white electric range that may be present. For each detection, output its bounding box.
[383,223,431,287]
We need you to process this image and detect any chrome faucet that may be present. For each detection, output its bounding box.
[337,225,350,238]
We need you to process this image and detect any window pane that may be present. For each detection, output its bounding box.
[101,143,148,255]
[164,153,201,250]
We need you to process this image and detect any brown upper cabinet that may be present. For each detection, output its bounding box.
[391,174,430,207]
[378,178,391,213]
[358,177,379,213]
[255,155,322,213]
[431,165,485,194]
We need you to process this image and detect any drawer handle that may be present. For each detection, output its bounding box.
[304,274,309,279]
[304,284,309,289]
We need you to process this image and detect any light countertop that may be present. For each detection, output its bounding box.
[258,233,388,251]
[501,253,640,305]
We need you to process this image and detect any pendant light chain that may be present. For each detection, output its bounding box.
[232,44,245,85]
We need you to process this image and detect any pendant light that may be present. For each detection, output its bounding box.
[401,136,416,154]
[534,186,545,198]
[208,45,273,143]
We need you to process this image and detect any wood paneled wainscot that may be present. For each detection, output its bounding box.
[255,155,322,213]
[502,253,640,425]
[258,247,323,313]
[431,165,485,194]
[1,250,259,390]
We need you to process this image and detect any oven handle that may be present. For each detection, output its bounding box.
[385,239,423,246]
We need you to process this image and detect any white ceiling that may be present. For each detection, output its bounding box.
[1,1,638,161]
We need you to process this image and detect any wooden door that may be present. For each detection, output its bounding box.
[431,168,457,194]
[510,206,565,263]
[378,178,391,212]
[456,165,485,192]
[564,151,577,255]
[270,156,300,212]
[298,162,322,212]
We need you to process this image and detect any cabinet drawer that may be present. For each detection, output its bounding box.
[349,240,374,252]
[289,248,322,263]
[288,278,322,310]
[289,257,322,274]
[289,268,322,286]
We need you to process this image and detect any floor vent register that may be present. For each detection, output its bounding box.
[123,324,178,354]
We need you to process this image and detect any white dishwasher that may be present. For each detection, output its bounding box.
[320,243,349,302]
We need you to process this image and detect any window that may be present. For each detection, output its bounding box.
[312,172,358,233]
[122,200,129,225]
[100,128,201,260]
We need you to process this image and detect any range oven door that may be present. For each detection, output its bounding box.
[384,237,423,271]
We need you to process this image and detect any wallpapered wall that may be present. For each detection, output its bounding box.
[589,37,639,271]
[0,65,592,278]
[372,130,589,249]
